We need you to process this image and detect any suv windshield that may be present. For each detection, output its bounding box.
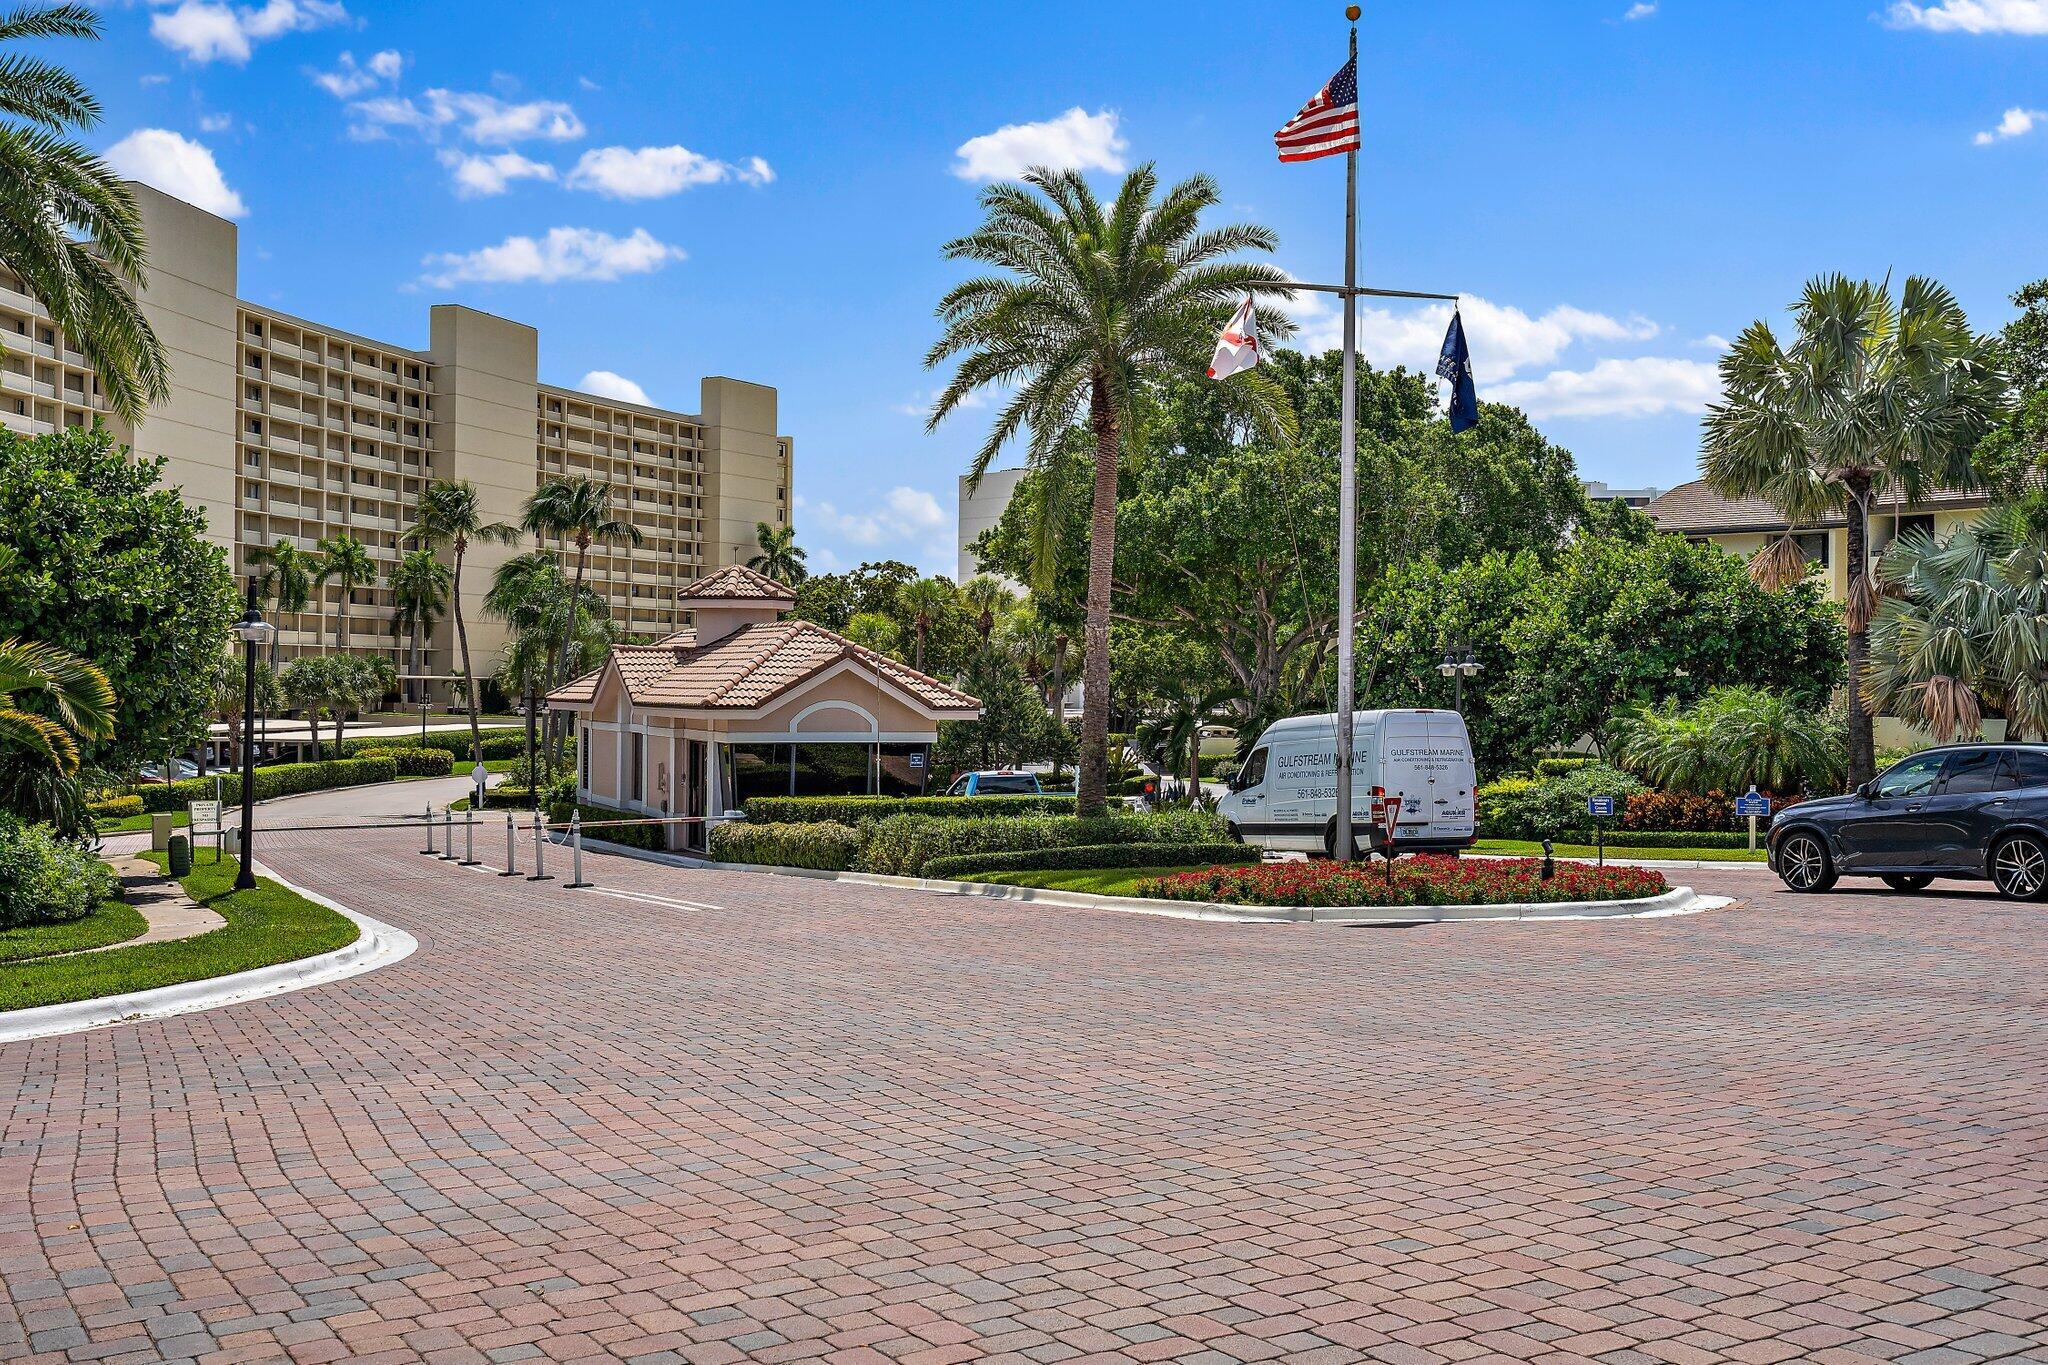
[1874,752,1944,799]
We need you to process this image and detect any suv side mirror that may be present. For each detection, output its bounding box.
[1857,780,1877,800]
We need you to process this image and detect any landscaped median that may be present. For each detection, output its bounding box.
[1136,855,1668,910]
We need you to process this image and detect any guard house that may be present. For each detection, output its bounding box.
[546,566,981,850]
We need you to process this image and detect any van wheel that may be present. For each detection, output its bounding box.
[1225,822,1244,845]
[1322,817,1365,862]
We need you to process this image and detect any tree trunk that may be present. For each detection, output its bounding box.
[913,627,926,674]
[335,586,346,651]
[1845,480,1876,790]
[1077,370,1119,818]
[408,615,422,706]
[549,540,591,778]
[453,541,483,768]
[1187,731,1202,808]
[1052,641,1066,721]
[334,707,345,760]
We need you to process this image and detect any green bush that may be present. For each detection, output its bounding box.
[129,757,398,813]
[340,728,529,761]
[923,842,1260,881]
[355,746,455,777]
[0,817,118,927]
[855,809,1226,877]
[86,794,144,819]
[567,803,667,851]
[166,833,192,878]
[711,821,863,871]
[1534,756,1598,777]
[1545,829,1757,850]
[1476,765,1644,840]
[742,794,1077,824]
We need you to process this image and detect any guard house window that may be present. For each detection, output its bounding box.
[630,732,645,804]
[579,728,591,790]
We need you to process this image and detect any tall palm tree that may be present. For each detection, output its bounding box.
[389,546,451,706]
[313,533,376,651]
[1701,275,2006,788]
[245,540,314,669]
[0,4,169,422]
[927,164,1294,815]
[747,520,808,585]
[522,476,640,683]
[896,577,956,673]
[960,575,1010,650]
[0,636,112,776]
[410,480,517,766]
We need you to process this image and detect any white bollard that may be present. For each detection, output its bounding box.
[566,811,589,888]
[461,810,478,866]
[440,806,455,860]
[422,804,437,856]
[499,809,520,877]
[527,810,553,882]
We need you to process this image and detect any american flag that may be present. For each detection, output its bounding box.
[1274,54,1360,163]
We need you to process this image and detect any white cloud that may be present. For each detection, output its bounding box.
[577,370,652,406]
[797,486,951,572]
[1975,106,2046,142]
[1694,333,1732,350]
[1281,286,1658,378]
[350,88,583,144]
[952,107,1127,181]
[104,128,247,217]
[419,226,683,288]
[197,112,233,133]
[440,149,556,197]
[893,387,986,417]
[1624,2,1658,17]
[150,0,350,64]
[1888,0,2048,32]
[566,144,775,199]
[310,48,400,98]
[1490,357,1722,419]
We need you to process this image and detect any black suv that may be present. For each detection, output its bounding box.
[1768,744,2048,899]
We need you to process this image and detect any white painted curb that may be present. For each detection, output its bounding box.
[0,863,417,1044]
[575,837,1728,926]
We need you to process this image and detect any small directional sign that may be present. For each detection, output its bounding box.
[908,752,926,769]
[1586,795,1616,818]
[1735,792,1772,818]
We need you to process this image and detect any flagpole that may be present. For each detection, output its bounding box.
[1333,15,1360,863]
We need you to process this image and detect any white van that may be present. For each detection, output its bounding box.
[1216,709,1478,858]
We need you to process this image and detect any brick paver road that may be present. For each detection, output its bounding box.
[5,821,2047,1364]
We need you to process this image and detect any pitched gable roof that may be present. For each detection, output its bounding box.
[1647,478,1990,535]
[676,564,796,605]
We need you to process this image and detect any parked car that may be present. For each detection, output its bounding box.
[136,759,200,782]
[1217,709,1478,859]
[943,769,1044,796]
[1768,743,2048,899]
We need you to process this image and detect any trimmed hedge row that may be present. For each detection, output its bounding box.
[566,803,667,851]
[87,794,144,819]
[742,794,1076,823]
[339,729,529,761]
[924,842,1259,881]
[710,820,862,870]
[856,809,1226,877]
[129,758,398,813]
[356,746,456,777]
[1547,829,1758,850]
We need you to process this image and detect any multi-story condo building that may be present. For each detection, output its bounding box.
[0,182,792,698]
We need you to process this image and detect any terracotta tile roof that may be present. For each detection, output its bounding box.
[676,564,797,604]
[547,619,980,715]
[1647,478,1991,534]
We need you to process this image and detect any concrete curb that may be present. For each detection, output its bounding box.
[575,837,1728,926]
[0,863,418,1044]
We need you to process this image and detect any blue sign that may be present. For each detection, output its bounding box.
[1735,793,1772,817]
[1586,796,1616,818]
[908,752,925,769]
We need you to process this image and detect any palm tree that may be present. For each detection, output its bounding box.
[246,540,315,670]
[0,637,113,776]
[522,477,640,683]
[1136,684,1238,807]
[389,547,451,706]
[1701,275,2006,788]
[313,533,376,651]
[0,4,169,422]
[960,575,1010,650]
[410,480,517,766]
[844,611,901,658]
[1709,687,1844,792]
[927,163,1294,815]
[1000,609,1055,701]
[747,520,808,585]
[896,577,956,673]
[211,649,280,770]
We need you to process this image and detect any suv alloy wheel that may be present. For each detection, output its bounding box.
[1776,831,1837,893]
[1991,833,2048,901]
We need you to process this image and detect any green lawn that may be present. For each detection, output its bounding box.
[0,852,359,1014]
[1473,839,1766,863]
[957,865,1231,896]
[0,900,149,964]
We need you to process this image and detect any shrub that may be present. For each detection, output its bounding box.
[742,794,1076,824]
[855,809,1225,877]
[0,817,118,927]
[1477,775,1544,838]
[340,729,529,761]
[1477,765,1644,839]
[86,794,144,820]
[568,803,667,851]
[166,833,192,878]
[1551,829,1757,849]
[922,842,1259,881]
[129,757,398,813]
[1534,756,1597,777]
[1138,855,1667,909]
[711,821,862,871]
[356,746,455,778]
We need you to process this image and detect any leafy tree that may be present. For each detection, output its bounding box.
[843,611,901,658]
[1136,683,1238,805]
[410,480,517,765]
[896,577,956,673]
[933,654,1066,773]
[0,637,112,776]
[389,546,451,705]
[926,163,1293,816]
[283,654,386,758]
[0,3,168,421]
[1701,274,2005,786]
[246,540,315,669]
[313,533,376,651]
[792,560,919,632]
[0,426,235,771]
[747,520,808,585]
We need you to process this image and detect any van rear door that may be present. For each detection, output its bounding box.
[1427,712,1477,841]
[1379,713,1435,839]
[1379,712,1475,843]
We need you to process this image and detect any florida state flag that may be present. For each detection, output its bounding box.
[1207,295,1261,380]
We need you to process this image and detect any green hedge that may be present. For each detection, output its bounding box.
[339,728,529,761]
[356,746,456,777]
[923,842,1259,881]
[1534,756,1599,776]
[711,820,862,870]
[86,794,144,819]
[742,793,1076,824]
[0,816,118,927]
[855,809,1226,877]
[1546,829,1757,850]
[567,803,667,851]
[129,757,398,813]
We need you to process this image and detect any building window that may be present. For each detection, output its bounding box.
[630,732,645,803]
[1793,531,1831,570]
[1891,514,1935,545]
[579,727,591,790]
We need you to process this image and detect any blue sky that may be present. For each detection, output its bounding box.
[52,0,2048,573]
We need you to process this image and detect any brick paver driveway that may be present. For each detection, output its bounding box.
[5,821,2047,1364]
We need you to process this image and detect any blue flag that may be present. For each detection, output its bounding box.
[1437,310,1479,434]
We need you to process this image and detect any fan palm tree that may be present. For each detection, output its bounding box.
[1701,275,2006,788]
[927,163,1294,815]
[747,520,808,585]
[410,480,517,766]
[896,577,956,673]
[960,575,1010,650]
[389,546,451,706]
[313,533,376,651]
[1000,608,1055,701]
[1708,686,1844,792]
[245,540,314,669]
[0,636,112,776]
[844,611,900,658]
[0,4,169,422]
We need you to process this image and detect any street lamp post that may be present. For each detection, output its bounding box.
[1438,645,1482,717]
[230,584,277,892]
[419,699,430,747]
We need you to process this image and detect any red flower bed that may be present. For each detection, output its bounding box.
[1136,855,1668,909]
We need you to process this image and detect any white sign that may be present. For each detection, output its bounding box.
[187,799,222,830]
[471,763,489,788]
